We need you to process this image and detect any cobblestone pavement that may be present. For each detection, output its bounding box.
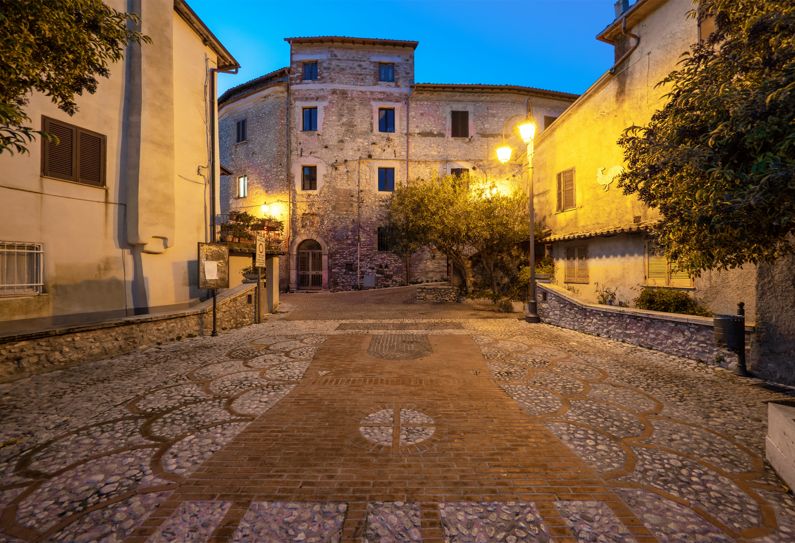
[1,291,794,542]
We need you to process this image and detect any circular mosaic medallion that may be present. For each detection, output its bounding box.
[359,408,435,447]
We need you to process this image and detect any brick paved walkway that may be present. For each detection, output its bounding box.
[1,289,794,542]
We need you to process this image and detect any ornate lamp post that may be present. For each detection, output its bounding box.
[497,119,540,323]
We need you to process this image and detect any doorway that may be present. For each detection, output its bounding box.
[297,239,323,290]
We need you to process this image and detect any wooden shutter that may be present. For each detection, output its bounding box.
[562,169,575,210]
[564,247,576,282]
[43,118,75,180]
[576,246,588,282]
[78,131,103,186]
[556,172,563,211]
[451,111,468,137]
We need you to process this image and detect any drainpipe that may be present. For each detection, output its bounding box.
[405,87,411,185]
[208,65,238,336]
[285,75,292,292]
[357,158,362,289]
[609,16,640,75]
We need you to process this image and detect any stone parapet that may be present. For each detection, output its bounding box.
[415,284,459,304]
[0,284,257,383]
[537,283,744,367]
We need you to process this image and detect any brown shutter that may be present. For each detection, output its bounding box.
[451,111,469,137]
[43,119,75,180]
[78,130,104,186]
[556,172,563,211]
[564,247,575,281]
[563,169,576,209]
[576,246,588,282]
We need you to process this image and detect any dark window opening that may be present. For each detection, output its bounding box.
[302,107,318,131]
[378,63,395,82]
[378,108,395,133]
[235,118,247,142]
[451,110,469,138]
[42,116,105,187]
[543,116,558,130]
[377,227,392,251]
[378,167,395,192]
[302,166,318,190]
[451,168,469,178]
[302,61,318,80]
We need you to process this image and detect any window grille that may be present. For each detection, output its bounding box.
[0,242,44,296]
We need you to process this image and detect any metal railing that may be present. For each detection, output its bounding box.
[0,241,44,296]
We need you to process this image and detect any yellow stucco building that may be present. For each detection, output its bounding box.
[0,0,238,328]
[533,0,756,319]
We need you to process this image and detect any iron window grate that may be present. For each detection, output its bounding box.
[0,242,44,296]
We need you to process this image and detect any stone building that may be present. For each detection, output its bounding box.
[0,0,238,328]
[531,0,794,384]
[218,37,577,291]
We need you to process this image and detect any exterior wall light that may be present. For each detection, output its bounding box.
[496,145,513,164]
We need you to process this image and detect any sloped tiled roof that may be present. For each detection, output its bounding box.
[413,83,578,101]
[285,36,419,49]
[218,67,289,105]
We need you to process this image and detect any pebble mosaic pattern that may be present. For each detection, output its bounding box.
[439,501,552,542]
[364,501,423,543]
[231,501,347,543]
[0,331,317,541]
[555,500,636,543]
[2,313,795,541]
[477,327,795,542]
[359,408,436,447]
[146,500,231,542]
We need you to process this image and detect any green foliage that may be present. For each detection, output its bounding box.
[388,175,537,301]
[617,0,795,273]
[0,0,149,154]
[595,283,619,306]
[634,287,712,316]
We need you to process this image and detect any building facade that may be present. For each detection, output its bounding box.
[219,37,577,292]
[0,0,238,328]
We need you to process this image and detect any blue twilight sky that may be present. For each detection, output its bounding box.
[188,0,618,97]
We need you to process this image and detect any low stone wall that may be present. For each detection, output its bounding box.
[415,284,459,304]
[0,284,256,383]
[537,283,743,367]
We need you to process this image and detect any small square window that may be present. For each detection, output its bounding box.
[378,63,395,82]
[302,107,318,131]
[237,175,248,198]
[0,241,44,296]
[378,108,395,133]
[451,110,469,138]
[302,166,317,190]
[378,167,395,192]
[235,119,247,142]
[450,168,469,178]
[302,61,318,80]
[41,116,106,187]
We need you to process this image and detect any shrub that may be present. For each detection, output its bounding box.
[634,287,712,316]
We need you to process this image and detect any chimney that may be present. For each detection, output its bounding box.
[614,0,630,17]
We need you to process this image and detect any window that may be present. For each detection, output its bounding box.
[378,108,395,133]
[0,242,44,296]
[302,107,318,131]
[564,246,588,283]
[451,110,469,138]
[235,118,247,142]
[646,243,692,287]
[378,63,395,82]
[543,116,558,129]
[302,61,318,80]
[556,168,576,211]
[450,168,469,178]
[377,227,392,251]
[41,116,105,187]
[236,175,248,198]
[302,166,317,190]
[378,167,395,192]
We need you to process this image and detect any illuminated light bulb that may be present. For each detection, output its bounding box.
[518,121,536,144]
[496,145,513,164]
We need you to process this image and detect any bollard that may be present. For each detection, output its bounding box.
[714,302,747,376]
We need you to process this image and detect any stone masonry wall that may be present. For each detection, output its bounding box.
[537,283,742,368]
[415,285,459,304]
[0,284,257,383]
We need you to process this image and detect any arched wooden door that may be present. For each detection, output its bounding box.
[297,239,323,290]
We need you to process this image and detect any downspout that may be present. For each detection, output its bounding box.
[609,16,640,75]
[209,65,238,243]
[285,76,292,292]
[405,87,411,185]
[357,158,362,289]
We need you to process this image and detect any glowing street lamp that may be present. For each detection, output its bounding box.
[496,145,513,164]
[494,118,540,323]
